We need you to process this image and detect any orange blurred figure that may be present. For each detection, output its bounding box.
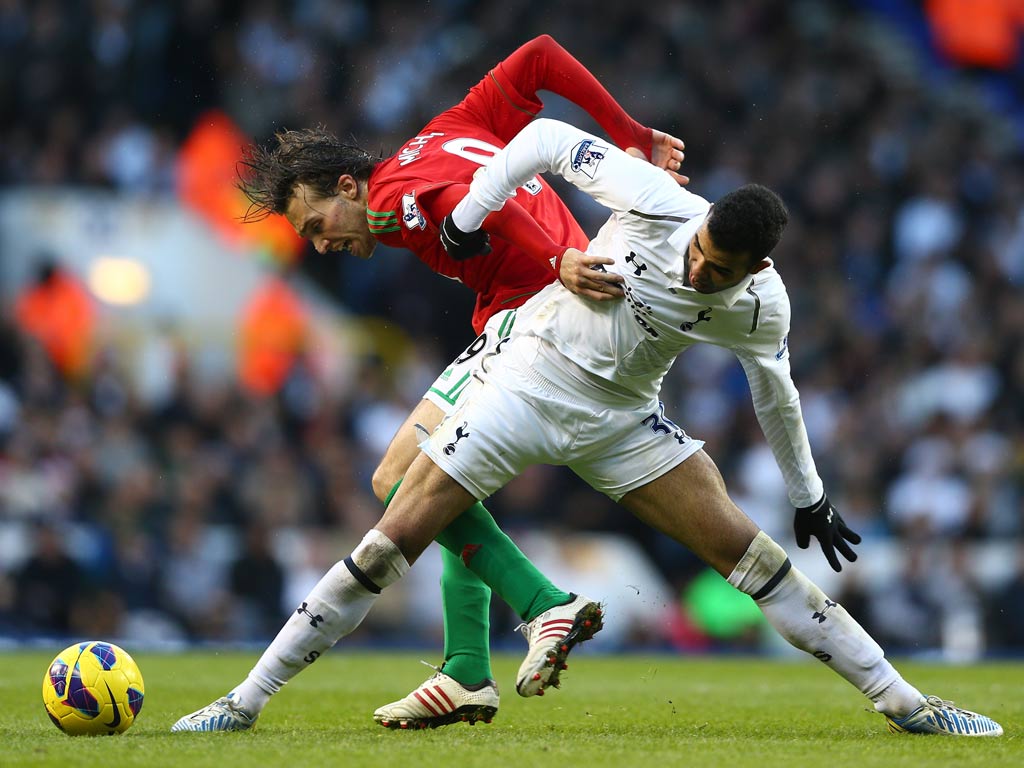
[926,0,1024,71]
[14,259,96,380]
[177,110,304,265]
[238,274,309,396]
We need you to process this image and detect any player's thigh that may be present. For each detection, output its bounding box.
[376,310,517,497]
[372,398,447,499]
[423,374,571,502]
[570,400,704,503]
[377,450,479,564]
[619,449,760,577]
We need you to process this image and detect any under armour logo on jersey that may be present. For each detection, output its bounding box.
[680,308,713,331]
[625,253,647,276]
[297,602,324,628]
[811,599,838,624]
[443,423,471,455]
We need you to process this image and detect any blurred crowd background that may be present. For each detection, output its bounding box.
[2,0,1024,660]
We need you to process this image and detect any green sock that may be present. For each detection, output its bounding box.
[437,546,493,684]
[385,481,571,679]
[434,501,571,622]
[385,480,492,685]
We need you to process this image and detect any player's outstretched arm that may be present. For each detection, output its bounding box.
[733,335,858,571]
[459,119,705,227]
[496,34,686,179]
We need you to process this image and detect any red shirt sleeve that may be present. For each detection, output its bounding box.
[492,34,653,159]
[416,183,564,276]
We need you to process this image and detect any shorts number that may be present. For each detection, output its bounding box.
[479,336,510,373]
[641,402,689,445]
[454,333,488,365]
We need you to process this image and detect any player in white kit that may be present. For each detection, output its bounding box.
[178,118,1003,737]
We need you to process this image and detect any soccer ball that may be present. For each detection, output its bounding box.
[42,641,145,735]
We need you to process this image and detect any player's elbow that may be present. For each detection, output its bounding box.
[527,34,563,54]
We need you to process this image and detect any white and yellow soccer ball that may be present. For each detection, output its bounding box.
[42,641,145,735]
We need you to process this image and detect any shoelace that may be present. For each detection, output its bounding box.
[418,659,445,680]
[223,695,255,721]
[880,696,964,722]
[514,622,530,641]
[921,695,972,717]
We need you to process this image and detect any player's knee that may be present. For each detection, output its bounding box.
[726,531,790,597]
[370,462,397,503]
[349,529,409,589]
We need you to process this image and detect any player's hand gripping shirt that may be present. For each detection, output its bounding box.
[454,118,824,507]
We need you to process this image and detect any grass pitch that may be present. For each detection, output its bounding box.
[2,650,1020,768]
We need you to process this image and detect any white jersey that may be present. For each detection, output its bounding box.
[453,118,823,507]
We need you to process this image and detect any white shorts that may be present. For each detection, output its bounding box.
[422,335,704,501]
[423,309,518,413]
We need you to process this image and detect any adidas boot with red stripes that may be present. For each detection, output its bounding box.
[515,594,603,697]
[374,669,498,730]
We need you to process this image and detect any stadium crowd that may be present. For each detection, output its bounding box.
[1,0,1023,656]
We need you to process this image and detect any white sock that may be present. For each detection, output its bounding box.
[871,680,926,718]
[728,531,922,713]
[230,529,409,715]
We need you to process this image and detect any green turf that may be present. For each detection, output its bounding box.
[4,650,1021,767]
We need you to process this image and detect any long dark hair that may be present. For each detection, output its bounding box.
[237,127,382,222]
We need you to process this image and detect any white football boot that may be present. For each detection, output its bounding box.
[885,695,1003,736]
[374,666,498,730]
[171,692,258,732]
[515,593,604,697]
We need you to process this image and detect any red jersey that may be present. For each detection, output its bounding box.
[367,78,586,334]
[365,35,653,335]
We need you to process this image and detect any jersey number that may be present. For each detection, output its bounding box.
[441,138,543,196]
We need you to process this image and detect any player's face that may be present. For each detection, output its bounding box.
[686,220,762,294]
[285,179,377,259]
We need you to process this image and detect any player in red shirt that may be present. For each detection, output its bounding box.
[171,35,684,733]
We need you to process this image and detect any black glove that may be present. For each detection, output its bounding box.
[794,494,861,572]
[440,214,491,261]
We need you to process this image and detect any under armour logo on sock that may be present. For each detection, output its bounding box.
[297,602,324,628]
[811,599,838,624]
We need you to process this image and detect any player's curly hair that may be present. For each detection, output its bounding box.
[707,183,789,265]
[237,127,383,222]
